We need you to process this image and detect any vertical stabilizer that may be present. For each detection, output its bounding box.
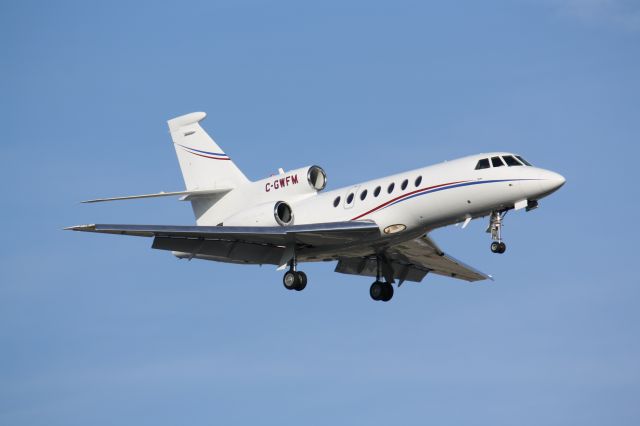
[168,112,249,190]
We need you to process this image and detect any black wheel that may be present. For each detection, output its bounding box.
[491,241,500,253]
[370,281,384,301]
[295,271,307,291]
[283,271,299,290]
[498,242,506,254]
[380,283,394,302]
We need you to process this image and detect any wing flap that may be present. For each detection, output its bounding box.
[335,234,490,283]
[388,235,490,282]
[152,237,283,264]
[335,257,429,283]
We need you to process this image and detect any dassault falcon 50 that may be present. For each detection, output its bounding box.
[67,112,565,302]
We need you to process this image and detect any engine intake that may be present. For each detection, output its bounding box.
[274,201,293,226]
[307,165,327,191]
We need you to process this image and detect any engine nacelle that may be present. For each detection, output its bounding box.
[218,166,325,227]
[223,201,294,227]
[258,165,327,197]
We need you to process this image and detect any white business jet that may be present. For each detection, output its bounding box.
[67,112,565,302]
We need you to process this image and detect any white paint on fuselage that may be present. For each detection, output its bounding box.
[291,152,564,236]
[180,151,564,264]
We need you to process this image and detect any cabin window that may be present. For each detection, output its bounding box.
[346,193,354,204]
[401,179,408,190]
[374,186,381,197]
[333,196,341,207]
[415,176,422,187]
[516,155,532,166]
[502,155,523,166]
[387,183,395,194]
[360,189,368,200]
[491,156,505,167]
[475,158,490,170]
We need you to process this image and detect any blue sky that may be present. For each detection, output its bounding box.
[1,1,639,424]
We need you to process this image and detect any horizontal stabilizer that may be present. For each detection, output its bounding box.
[82,188,232,203]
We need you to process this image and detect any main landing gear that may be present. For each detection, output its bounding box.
[369,256,394,302]
[283,270,307,291]
[489,210,507,254]
[282,254,307,291]
[370,281,393,302]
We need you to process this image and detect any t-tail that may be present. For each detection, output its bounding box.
[167,112,249,223]
[168,112,248,190]
[81,112,248,223]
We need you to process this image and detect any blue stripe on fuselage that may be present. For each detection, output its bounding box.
[384,179,535,210]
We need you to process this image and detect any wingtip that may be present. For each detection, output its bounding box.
[64,224,96,231]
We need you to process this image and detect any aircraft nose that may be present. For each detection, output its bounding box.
[551,171,566,190]
[538,170,566,196]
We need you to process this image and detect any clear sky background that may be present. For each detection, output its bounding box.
[1,1,639,424]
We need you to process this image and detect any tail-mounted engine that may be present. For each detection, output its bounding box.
[260,165,327,196]
[221,166,326,227]
[223,201,294,227]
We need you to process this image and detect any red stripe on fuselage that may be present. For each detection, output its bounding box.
[350,180,469,220]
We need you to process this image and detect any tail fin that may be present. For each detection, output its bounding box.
[168,112,249,190]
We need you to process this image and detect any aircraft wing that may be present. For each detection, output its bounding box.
[335,235,491,283]
[66,221,380,249]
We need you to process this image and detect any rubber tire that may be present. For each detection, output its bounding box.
[491,242,500,253]
[498,242,507,254]
[380,283,394,302]
[370,281,384,301]
[283,271,299,290]
[295,271,307,291]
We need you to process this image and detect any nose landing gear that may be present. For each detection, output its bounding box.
[489,210,507,254]
[490,241,506,254]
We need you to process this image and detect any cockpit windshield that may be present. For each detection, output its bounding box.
[475,158,490,170]
[515,155,532,166]
[502,155,522,166]
[474,154,533,170]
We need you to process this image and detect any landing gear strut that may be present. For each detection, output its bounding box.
[489,210,507,254]
[369,256,394,302]
[282,253,307,291]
